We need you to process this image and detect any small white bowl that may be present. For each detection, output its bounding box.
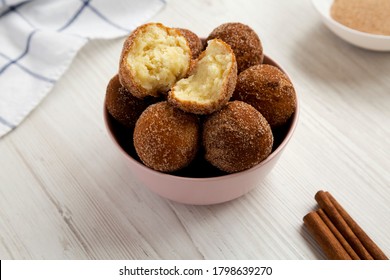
[104,55,299,205]
[312,0,390,51]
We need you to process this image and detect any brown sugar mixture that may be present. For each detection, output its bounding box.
[331,0,390,36]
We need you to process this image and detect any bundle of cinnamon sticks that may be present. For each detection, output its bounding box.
[303,190,388,260]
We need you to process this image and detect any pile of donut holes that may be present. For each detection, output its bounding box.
[105,22,296,174]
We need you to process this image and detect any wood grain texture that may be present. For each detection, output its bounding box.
[0,0,389,259]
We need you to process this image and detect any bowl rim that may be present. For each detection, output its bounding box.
[311,0,390,40]
[104,54,299,182]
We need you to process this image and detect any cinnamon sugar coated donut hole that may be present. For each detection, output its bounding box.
[119,23,192,99]
[176,28,203,59]
[203,101,273,173]
[233,64,296,127]
[133,102,200,172]
[168,39,237,115]
[105,75,149,128]
[207,22,263,73]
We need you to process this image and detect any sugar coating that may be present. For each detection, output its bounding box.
[233,64,296,127]
[133,101,200,172]
[207,22,263,73]
[105,75,149,128]
[203,101,273,173]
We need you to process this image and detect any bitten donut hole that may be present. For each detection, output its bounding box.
[173,39,232,104]
[127,24,191,94]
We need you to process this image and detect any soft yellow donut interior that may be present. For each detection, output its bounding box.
[127,24,191,94]
[172,39,233,103]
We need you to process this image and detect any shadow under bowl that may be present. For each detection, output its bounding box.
[104,55,299,205]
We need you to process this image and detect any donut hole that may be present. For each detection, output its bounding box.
[203,101,274,173]
[233,64,296,127]
[206,22,264,73]
[172,39,234,104]
[105,75,149,128]
[133,102,200,172]
[127,24,191,94]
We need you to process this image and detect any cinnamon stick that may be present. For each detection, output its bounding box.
[317,208,360,260]
[315,190,374,260]
[303,211,352,260]
[327,191,388,260]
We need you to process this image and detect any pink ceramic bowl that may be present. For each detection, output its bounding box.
[104,55,299,205]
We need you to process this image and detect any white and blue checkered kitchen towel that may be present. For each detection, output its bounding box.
[0,0,165,138]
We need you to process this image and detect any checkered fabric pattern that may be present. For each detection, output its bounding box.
[0,0,165,138]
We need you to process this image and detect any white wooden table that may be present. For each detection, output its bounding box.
[1,0,389,260]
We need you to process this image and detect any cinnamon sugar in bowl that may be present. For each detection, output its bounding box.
[312,0,390,51]
[104,55,299,205]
